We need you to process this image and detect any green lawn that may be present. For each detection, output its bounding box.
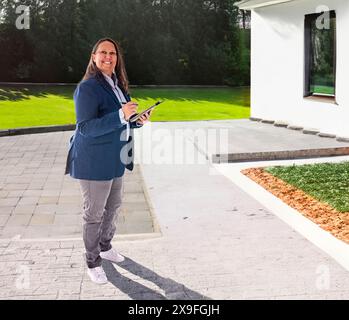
[266,162,349,212]
[0,85,250,129]
[310,85,335,95]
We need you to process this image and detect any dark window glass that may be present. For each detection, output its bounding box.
[304,11,336,97]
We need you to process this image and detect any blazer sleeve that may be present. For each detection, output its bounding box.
[74,81,125,138]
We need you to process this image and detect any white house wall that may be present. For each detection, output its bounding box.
[251,0,349,136]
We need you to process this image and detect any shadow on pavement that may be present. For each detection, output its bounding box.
[102,257,210,300]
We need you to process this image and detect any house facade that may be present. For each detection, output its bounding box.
[237,0,349,138]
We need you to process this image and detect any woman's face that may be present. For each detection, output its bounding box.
[92,41,117,77]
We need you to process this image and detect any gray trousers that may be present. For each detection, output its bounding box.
[79,177,123,268]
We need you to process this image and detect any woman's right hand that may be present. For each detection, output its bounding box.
[122,101,138,121]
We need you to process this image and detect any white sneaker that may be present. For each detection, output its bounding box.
[100,248,125,263]
[87,266,108,284]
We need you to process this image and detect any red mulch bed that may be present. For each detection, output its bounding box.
[242,167,349,244]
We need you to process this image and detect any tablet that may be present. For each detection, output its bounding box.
[129,101,163,122]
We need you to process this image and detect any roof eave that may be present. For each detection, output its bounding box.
[236,0,295,10]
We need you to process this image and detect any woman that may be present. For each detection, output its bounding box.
[65,38,150,284]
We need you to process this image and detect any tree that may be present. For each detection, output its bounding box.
[0,0,250,85]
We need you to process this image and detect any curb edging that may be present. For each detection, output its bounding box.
[0,124,76,137]
[213,147,349,163]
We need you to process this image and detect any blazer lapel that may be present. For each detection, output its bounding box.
[95,72,121,106]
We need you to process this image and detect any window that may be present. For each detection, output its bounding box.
[304,11,336,98]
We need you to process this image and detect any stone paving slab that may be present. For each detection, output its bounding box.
[0,131,159,239]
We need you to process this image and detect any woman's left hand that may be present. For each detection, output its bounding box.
[136,110,152,126]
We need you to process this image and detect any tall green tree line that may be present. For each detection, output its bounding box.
[0,0,250,85]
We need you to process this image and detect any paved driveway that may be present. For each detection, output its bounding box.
[1,120,349,299]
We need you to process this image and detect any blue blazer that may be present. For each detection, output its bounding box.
[65,72,142,181]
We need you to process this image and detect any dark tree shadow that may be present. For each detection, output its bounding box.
[0,85,74,101]
[102,257,211,300]
[0,85,250,110]
[130,87,251,108]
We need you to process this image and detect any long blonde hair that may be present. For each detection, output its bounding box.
[82,38,129,93]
